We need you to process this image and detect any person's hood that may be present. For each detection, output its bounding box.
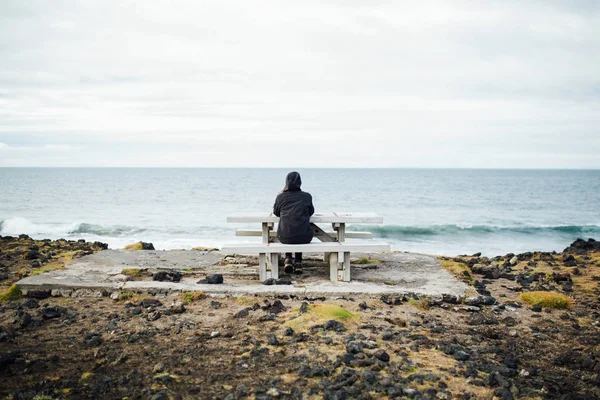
[284,171,302,191]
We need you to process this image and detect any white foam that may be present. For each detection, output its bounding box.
[0,217,80,236]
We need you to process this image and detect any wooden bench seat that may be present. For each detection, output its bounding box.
[235,230,373,239]
[221,241,390,282]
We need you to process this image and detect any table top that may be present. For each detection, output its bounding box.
[227,212,383,224]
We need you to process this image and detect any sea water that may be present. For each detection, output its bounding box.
[0,168,599,256]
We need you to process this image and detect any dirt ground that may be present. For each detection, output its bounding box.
[1,236,599,399]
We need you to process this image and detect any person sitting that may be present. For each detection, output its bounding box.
[273,171,315,274]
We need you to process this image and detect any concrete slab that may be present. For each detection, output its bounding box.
[16,249,470,299]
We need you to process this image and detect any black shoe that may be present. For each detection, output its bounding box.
[293,261,303,274]
[284,258,294,274]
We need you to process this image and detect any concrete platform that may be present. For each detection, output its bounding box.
[16,250,469,299]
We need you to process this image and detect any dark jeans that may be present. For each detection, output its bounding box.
[285,253,302,262]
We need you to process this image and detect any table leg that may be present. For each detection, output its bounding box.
[259,253,267,281]
[269,253,279,279]
[329,252,339,281]
[262,223,270,243]
[342,251,351,282]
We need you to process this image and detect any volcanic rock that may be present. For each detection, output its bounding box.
[197,274,223,284]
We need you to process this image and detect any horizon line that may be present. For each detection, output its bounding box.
[1,166,599,171]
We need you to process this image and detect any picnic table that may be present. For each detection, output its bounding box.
[222,212,389,282]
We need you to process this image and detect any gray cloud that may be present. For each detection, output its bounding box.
[1,0,599,168]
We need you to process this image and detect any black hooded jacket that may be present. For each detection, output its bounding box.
[273,172,314,244]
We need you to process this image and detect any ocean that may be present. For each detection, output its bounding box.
[0,168,599,257]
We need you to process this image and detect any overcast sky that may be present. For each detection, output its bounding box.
[0,0,599,168]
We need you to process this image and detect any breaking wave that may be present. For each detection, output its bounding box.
[0,217,145,237]
[349,224,600,238]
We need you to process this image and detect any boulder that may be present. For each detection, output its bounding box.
[564,238,600,254]
[123,241,155,251]
[197,274,223,284]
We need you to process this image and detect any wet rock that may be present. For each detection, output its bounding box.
[503,300,522,308]
[93,241,109,250]
[152,270,181,282]
[259,313,276,322]
[142,299,163,308]
[299,302,309,314]
[24,250,41,260]
[472,264,502,279]
[197,274,223,284]
[21,299,39,309]
[16,312,32,328]
[234,308,250,318]
[467,313,498,325]
[27,290,50,299]
[210,301,221,309]
[324,320,346,333]
[564,238,600,254]
[380,295,392,305]
[298,364,329,377]
[284,327,294,336]
[346,341,363,354]
[84,333,102,346]
[147,311,161,321]
[262,300,286,314]
[358,301,368,310]
[40,306,66,319]
[454,350,470,361]
[263,278,292,285]
[140,242,155,250]
[170,302,185,314]
[552,272,572,283]
[267,334,279,346]
[373,349,390,362]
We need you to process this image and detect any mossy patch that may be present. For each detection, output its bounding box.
[439,258,473,283]
[408,297,431,311]
[80,372,93,381]
[153,372,181,383]
[121,268,144,277]
[30,263,66,275]
[520,291,572,309]
[114,290,150,302]
[180,291,206,304]
[284,303,357,332]
[123,242,144,251]
[353,258,383,265]
[0,284,22,302]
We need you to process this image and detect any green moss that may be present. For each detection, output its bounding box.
[31,263,65,275]
[116,291,135,301]
[408,297,431,311]
[439,259,473,283]
[520,291,572,309]
[121,268,143,277]
[123,242,144,251]
[180,291,206,304]
[354,258,383,265]
[285,303,357,331]
[80,371,93,381]
[0,285,22,302]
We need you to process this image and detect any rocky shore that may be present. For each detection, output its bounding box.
[1,236,599,399]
